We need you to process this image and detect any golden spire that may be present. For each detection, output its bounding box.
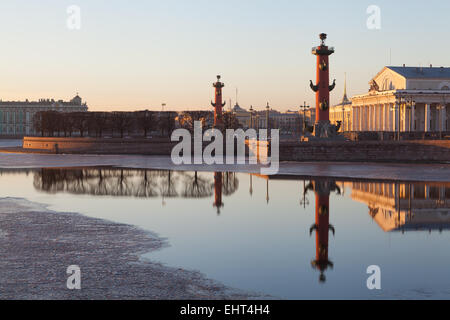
[341,73,350,105]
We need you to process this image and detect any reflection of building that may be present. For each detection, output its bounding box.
[350,181,450,232]
[0,95,88,136]
[351,66,450,132]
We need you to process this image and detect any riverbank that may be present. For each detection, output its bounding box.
[3,137,450,164]
[0,197,261,299]
[0,153,449,182]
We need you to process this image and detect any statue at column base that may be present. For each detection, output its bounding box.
[301,121,348,141]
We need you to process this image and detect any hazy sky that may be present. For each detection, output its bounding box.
[0,0,448,111]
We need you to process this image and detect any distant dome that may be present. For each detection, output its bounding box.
[71,95,82,105]
[232,104,247,112]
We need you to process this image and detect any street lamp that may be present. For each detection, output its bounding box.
[404,97,415,134]
[266,102,270,137]
[300,101,310,134]
[390,103,400,141]
[393,94,414,141]
[300,180,310,209]
[249,105,254,129]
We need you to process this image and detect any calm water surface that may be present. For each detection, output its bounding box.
[0,168,449,299]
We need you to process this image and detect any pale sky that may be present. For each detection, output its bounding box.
[0,0,448,112]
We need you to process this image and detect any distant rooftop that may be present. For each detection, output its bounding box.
[0,95,86,107]
[388,66,450,79]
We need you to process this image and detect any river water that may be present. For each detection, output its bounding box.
[0,167,449,299]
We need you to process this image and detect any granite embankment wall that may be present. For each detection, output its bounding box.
[21,137,450,163]
[22,137,177,155]
[279,140,450,162]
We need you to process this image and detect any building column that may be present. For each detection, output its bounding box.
[365,105,369,131]
[371,105,375,131]
[377,104,382,131]
[402,104,408,132]
[383,104,388,131]
[441,104,447,131]
[359,106,364,131]
[411,104,415,132]
[425,103,431,132]
[394,102,400,133]
[388,103,392,131]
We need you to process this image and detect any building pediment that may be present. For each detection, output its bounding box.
[371,67,407,92]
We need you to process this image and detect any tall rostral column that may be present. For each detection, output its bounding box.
[310,33,336,138]
[211,75,226,129]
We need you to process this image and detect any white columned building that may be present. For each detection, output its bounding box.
[351,66,450,133]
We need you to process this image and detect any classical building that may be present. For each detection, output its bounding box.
[0,95,88,136]
[351,66,450,133]
[330,76,352,132]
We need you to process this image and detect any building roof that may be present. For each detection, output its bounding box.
[232,104,247,113]
[387,66,450,79]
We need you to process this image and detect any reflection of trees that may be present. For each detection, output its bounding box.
[182,171,214,198]
[222,172,239,196]
[33,168,240,199]
[157,171,179,198]
[34,168,160,198]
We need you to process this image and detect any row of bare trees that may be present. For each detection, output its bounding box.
[33,110,241,138]
[177,111,241,132]
[32,111,177,138]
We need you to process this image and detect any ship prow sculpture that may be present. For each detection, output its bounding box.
[303,33,346,141]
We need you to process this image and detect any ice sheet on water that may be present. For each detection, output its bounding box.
[0,197,51,214]
[0,140,21,148]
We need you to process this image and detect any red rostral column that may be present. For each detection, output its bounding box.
[310,33,336,126]
[211,75,226,129]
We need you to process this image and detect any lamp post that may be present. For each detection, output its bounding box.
[300,180,310,209]
[266,102,270,137]
[300,101,310,134]
[404,97,415,134]
[249,105,254,129]
[390,102,400,141]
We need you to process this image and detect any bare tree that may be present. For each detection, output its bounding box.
[136,111,156,137]
[111,112,133,138]
[72,112,89,137]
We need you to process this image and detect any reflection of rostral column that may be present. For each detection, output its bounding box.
[307,180,337,283]
[211,75,226,129]
[213,172,224,214]
[310,33,336,137]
